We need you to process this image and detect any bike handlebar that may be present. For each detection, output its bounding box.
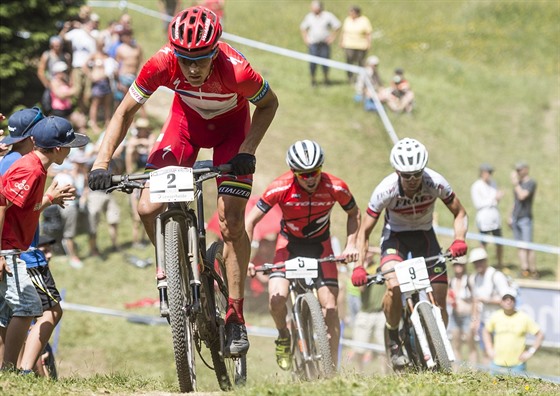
[365,252,452,285]
[254,255,346,274]
[108,163,233,193]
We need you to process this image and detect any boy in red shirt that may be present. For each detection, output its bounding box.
[0,116,89,370]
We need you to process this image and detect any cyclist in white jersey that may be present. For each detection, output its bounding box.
[351,138,468,369]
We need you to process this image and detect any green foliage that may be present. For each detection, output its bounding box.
[0,0,84,112]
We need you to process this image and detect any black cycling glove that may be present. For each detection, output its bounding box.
[227,153,256,175]
[88,169,112,190]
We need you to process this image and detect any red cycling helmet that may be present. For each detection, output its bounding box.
[168,6,222,52]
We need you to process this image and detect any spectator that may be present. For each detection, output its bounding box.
[509,162,537,279]
[468,247,510,365]
[114,29,143,107]
[37,36,72,91]
[83,39,119,133]
[482,289,544,374]
[300,1,341,86]
[125,118,156,248]
[354,55,384,112]
[0,116,88,370]
[471,163,504,268]
[348,248,386,373]
[59,17,97,115]
[448,259,476,365]
[339,5,372,83]
[379,68,415,113]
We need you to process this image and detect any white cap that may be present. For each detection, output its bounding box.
[366,55,380,66]
[502,288,517,299]
[51,61,68,74]
[469,247,488,263]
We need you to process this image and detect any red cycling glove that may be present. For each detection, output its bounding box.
[351,266,368,287]
[448,239,468,258]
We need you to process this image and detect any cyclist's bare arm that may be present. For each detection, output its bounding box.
[92,92,143,170]
[357,213,379,267]
[237,88,279,155]
[342,205,361,262]
[445,195,468,241]
[245,204,267,243]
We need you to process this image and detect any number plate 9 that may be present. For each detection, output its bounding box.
[149,166,195,203]
[394,257,431,292]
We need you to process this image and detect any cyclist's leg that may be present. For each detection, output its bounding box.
[139,105,199,244]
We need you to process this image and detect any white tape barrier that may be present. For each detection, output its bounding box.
[87,0,399,145]
[435,226,560,255]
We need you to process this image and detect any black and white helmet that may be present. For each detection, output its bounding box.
[286,140,324,171]
[390,137,428,172]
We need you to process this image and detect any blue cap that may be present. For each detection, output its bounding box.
[29,116,90,149]
[2,107,45,145]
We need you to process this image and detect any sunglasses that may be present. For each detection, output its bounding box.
[399,170,423,180]
[294,168,322,180]
[22,108,45,136]
[174,47,217,66]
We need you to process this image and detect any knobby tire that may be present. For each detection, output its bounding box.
[417,303,452,372]
[298,293,335,380]
[165,219,197,392]
[205,241,247,389]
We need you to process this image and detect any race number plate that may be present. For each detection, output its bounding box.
[284,257,318,279]
[149,166,195,203]
[395,257,430,292]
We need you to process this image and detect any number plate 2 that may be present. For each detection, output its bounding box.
[149,166,195,203]
[284,257,318,279]
[395,257,431,292]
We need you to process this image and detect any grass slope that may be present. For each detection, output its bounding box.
[4,1,558,394]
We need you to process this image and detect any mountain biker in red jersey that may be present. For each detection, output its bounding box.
[351,138,468,370]
[246,140,360,370]
[87,6,279,356]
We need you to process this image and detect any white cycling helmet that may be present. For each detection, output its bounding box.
[390,137,428,172]
[286,140,324,171]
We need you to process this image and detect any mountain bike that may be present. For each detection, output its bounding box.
[367,253,455,372]
[109,161,246,392]
[254,255,345,380]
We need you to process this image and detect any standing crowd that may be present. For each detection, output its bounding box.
[0,2,545,381]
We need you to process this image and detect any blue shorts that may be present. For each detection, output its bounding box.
[512,217,533,242]
[448,311,472,334]
[490,362,526,375]
[0,255,42,326]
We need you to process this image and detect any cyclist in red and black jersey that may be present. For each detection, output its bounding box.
[87,6,279,356]
[246,140,360,371]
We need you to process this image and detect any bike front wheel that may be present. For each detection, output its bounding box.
[165,219,197,392]
[204,241,247,389]
[294,292,335,380]
[417,303,452,372]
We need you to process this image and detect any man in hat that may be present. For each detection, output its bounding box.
[471,163,504,268]
[509,161,537,278]
[482,289,544,374]
[0,116,89,370]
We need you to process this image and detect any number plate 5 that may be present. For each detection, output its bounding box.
[395,257,431,292]
[284,257,319,279]
[149,166,195,203]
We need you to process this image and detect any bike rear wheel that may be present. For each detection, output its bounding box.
[205,241,247,389]
[417,303,452,372]
[295,293,335,380]
[165,219,197,392]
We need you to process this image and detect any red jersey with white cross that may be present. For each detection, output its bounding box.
[256,171,356,240]
[1,152,47,249]
[131,41,269,119]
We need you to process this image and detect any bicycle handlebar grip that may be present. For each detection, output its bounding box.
[110,175,122,185]
[217,163,233,173]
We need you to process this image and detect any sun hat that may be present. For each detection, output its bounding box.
[1,107,45,145]
[468,247,488,263]
[366,55,380,66]
[502,288,517,300]
[51,61,68,74]
[28,116,90,149]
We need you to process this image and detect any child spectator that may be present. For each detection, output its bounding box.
[0,115,89,370]
[354,55,384,112]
